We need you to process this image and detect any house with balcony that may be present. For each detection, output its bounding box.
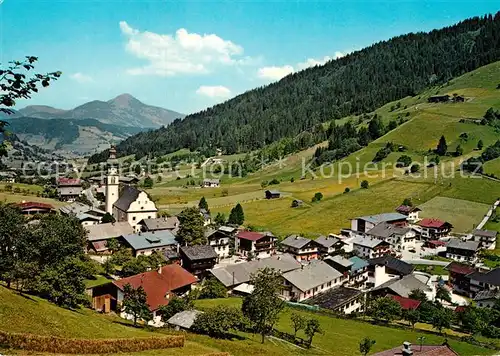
[445,262,476,295]
[395,205,421,222]
[235,231,277,259]
[418,218,452,239]
[179,245,218,278]
[352,236,391,259]
[474,290,500,308]
[324,255,369,289]
[57,178,83,202]
[365,222,416,251]
[472,229,497,250]
[445,239,480,263]
[121,230,178,257]
[206,225,236,260]
[281,260,345,302]
[350,213,407,233]
[315,235,344,256]
[366,255,414,288]
[280,235,319,261]
[305,286,365,315]
[468,268,500,297]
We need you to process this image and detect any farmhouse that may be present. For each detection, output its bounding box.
[85,221,134,254]
[199,208,211,226]
[90,264,197,327]
[112,185,158,231]
[305,286,364,314]
[210,254,300,290]
[235,230,277,258]
[445,239,480,263]
[180,245,218,277]
[365,222,416,251]
[206,225,236,260]
[138,216,179,234]
[351,213,407,233]
[351,236,392,259]
[445,262,476,295]
[389,295,421,310]
[60,202,106,225]
[371,274,435,300]
[395,205,421,222]
[367,255,414,288]
[57,178,82,202]
[265,190,281,199]
[16,201,54,215]
[315,235,344,256]
[75,213,101,226]
[418,218,452,239]
[281,260,345,302]
[281,235,319,261]
[472,229,497,250]
[121,230,178,257]
[427,94,450,103]
[474,290,500,308]
[202,178,220,188]
[468,268,500,297]
[167,310,204,331]
[373,341,458,356]
[324,255,369,289]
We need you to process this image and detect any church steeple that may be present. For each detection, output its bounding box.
[105,145,120,214]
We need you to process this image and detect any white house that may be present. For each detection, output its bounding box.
[350,213,407,233]
[472,229,497,250]
[281,260,345,302]
[113,186,158,231]
[474,290,500,308]
[445,239,480,263]
[202,178,220,188]
[395,205,421,222]
[351,236,392,259]
[206,225,236,260]
[365,222,416,251]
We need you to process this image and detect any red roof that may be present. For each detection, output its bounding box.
[427,240,446,247]
[454,306,467,313]
[57,178,81,186]
[237,231,266,241]
[113,264,197,311]
[446,261,476,276]
[16,201,54,210]
[389,295,421,310]
[396,205,421,214]
[419,218,448,229]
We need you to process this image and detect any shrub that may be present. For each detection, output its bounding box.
[311,192,323,202]
[344,187,350,193]
[360,180,369,189]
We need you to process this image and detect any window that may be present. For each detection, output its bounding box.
[132,216,136,221]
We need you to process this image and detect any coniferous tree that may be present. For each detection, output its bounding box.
[199,196,209,211]
[228,203,244,225]
[436,135,448,156]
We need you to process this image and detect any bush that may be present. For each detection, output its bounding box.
[361,180,369,189]
[396,155,412,167]
[410,164,420,173]
[344,187,350,193]
[269,178,280,185]
[311,192,323,202]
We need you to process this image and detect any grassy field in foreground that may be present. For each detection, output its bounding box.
[418,196,491,233]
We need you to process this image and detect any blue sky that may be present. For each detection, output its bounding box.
[0,0,498,115]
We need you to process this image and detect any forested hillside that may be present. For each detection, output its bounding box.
[92,12,500,162]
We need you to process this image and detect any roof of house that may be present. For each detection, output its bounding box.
[16,201,54,210]
[468,268,500,287]
[368,255,414,275]
[473,229,497,239]
[419,218,452,229]
[265,190,281,195]
[218,225,237,234]
[389,295,421,310]
[199,208,211,221]
[86,222,135,241]
[91,240,108,252]
[113,264,198,311]
[324,255,353,268]
[349,256,369,272]
[315,235,341,248]
[282,260,342,293]
[237,231,267,241]
[373,274,432,298]
[395,205,421,214]
[281,235,313,249]
[76,213,101,222]
[113,185,141,211]
[60,202,106,216]
[355,213,407,224]
[445,262,476,275]
[305,286,362,310]
[58,186,82,196]
[180,245,218,261]
[57,177,81,186]
[140,217,179,231]
[366,222,412,239]
[203,178,220,184]
[474,289,500,302]
[122,230,177,251]
[352,236,390,249]
[167,310,203,330]
[372,344,458,356]
[446,239,480,252]
[210,254,301,287]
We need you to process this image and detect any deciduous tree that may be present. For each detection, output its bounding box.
[359,337,376,356]
[176,207,206,245]
[305,318,322,348]
[290,313,307,337]
[122,284,152,326]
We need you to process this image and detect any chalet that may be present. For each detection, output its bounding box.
[121,230,178,257]
[418,218,452,239]
[281,235,319,261]
[305,286,364,315]
[351,213,407,233]
[235,230,277,258]
[351,236,391,259]
[367,255,414,288]
[371,274,435,301]
[60,202,106,226]
[113,186,158,231]
[76,213,101,226]
[291,199,303,208]
[206,225,236,260]
[265,190,281,199]
[281,260,345,302]
[472,229,497,250]
[0,171,16,183]
[373,342,458,356]
[324,255,369,289]
[445,262,476,295]
[202,178,220,188]
[474,290,500,308]
[395,205,421,222]
[210,254,300,290]
[199,208,211,226]
[445,239,480,263]
[180,245,218,277]
[468,268,500,297]
[167,310,204,331]
[138,216,179,234]
[453,95,465,102]
[85,222,134,254]
[90,264,197,326]
[15,201,54,215]
[57,178,82,202]
[427,94,450,103]
[389,295,421,310]
[365,222,416,251]
[315,235,344,256]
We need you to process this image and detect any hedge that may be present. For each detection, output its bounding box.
[0,330,184,354]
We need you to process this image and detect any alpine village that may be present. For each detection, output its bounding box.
[2,4,500,356]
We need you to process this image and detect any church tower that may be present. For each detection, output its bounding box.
[105,145,119,214]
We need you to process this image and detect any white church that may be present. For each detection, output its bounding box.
[105,146,158,231]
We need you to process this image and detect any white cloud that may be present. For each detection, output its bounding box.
[259,51,351,81]
[257,65,294,80]
[196,85,232,98]
[70,72,93,83]
[119,21,251,76]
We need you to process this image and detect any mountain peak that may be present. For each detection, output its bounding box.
[108,93,140,107]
